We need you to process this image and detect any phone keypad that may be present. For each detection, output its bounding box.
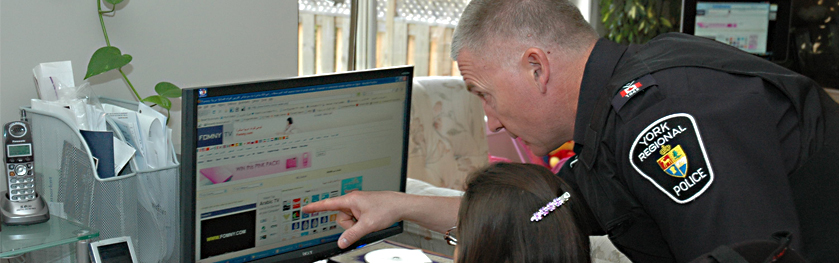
[7,162,35,202]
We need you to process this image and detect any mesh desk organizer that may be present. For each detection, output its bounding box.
[20,97,180,263]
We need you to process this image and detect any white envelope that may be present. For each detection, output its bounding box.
[32,61,74,101]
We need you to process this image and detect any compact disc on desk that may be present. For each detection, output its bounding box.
[364,248,431,263]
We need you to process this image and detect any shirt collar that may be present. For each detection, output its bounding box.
[573,38,629,149]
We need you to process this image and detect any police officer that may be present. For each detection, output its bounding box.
[558,31,839,262]
[303,0,839,262]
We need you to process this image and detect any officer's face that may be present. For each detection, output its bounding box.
[457,47,570,156]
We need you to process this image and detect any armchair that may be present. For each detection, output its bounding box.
[390,76,486,255]
[405,76,489,191]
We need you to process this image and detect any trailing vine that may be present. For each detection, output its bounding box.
[84,0,181,121]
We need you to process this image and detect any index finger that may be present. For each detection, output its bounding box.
[302,195,348,214]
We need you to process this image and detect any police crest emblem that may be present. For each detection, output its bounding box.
[657,145,688,178]
[629,113,714,204]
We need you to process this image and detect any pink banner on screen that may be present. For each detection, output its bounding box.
[200,152,312,184]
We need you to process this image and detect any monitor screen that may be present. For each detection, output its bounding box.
[681,0,791,61]
[180,66,413,263]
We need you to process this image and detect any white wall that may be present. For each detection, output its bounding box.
[0,1,299,151]
[577,0,606,36]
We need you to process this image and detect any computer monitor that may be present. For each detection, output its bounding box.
[180,66,413,263]
[681,0,791,62]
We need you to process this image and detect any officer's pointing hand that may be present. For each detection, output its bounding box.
[302,191,405,249]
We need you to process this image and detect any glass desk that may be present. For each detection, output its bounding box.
[0,216,99,257]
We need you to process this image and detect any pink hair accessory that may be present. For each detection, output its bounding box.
[530,192,571,222]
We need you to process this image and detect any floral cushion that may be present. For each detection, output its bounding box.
[407,76,489,191]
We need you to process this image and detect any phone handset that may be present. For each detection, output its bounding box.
[4,121,36,202]
[0,119,48,225]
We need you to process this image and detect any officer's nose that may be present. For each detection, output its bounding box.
[484,108,504,133]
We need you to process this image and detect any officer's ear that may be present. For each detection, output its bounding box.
[524,47,550,94]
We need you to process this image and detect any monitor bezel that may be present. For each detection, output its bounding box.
[680,0,792,62]
[180,66,414,263]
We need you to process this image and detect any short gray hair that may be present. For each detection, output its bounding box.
[451,0,598,61]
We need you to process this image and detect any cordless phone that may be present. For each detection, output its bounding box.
[4,121,36,202]
[0,119,48,225]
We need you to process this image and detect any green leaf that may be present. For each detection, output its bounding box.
[85,46,132,79]
[600,0,611,15]
[105,0,124,5]
[629,6,637,19]
[142,95,172,110]
[155,82,181,98]
[661,17,673,28]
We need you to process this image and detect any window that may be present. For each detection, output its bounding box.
[298,0,468,77]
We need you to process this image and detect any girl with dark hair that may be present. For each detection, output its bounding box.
[451,162,592,263]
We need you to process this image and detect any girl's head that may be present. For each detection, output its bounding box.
[455,162,590,263]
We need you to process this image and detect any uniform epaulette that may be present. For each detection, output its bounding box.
[611,74,656,111]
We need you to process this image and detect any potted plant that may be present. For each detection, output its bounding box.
[600,0,682,44]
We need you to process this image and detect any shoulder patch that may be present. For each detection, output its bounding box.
[629,113,715,204]
[611,74,656,111]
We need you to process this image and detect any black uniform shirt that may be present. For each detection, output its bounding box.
[572,38,803,262]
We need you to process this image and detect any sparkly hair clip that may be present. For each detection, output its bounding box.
[530,192,571,222]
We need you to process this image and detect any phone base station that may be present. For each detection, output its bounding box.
[0,191,49,225]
